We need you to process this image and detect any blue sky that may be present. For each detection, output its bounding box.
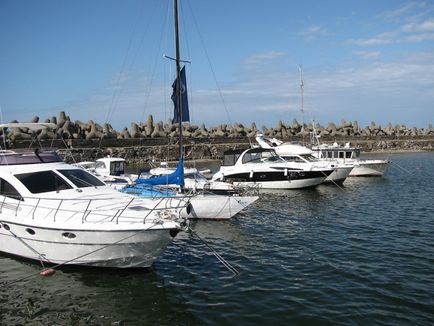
[1,0,433,130]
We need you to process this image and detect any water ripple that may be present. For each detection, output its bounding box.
[1,153,434,324]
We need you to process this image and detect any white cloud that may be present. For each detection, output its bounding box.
[242,51,286,66]
[299,25,327,41]
[348,3,434,46]
[401,18,434,32]
[353,51,381,59]
[348,32,397,46]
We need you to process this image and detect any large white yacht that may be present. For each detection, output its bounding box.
[0,147,187,268]
[212,147,334,189]
[311,142,390,177]
[255,134,353,184]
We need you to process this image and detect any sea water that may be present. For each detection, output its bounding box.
[0,152,433,324]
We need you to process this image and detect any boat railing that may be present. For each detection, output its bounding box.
[0,194,187,225]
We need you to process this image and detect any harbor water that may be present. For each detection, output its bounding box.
[1,152,433,325]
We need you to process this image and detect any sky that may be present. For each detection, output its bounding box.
[1,0,433,130]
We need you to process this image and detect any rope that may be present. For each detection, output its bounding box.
[390,161,413,176]
[188,226,240,276]
[320,169,345,191]
[0,220,53,268]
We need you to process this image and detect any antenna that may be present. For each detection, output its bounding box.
[298,65,305,145]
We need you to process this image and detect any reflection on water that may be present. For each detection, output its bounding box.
[1,152,434,324]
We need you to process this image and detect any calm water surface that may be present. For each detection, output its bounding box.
[1,152,433,325]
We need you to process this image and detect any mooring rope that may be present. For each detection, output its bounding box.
[188,226,240,276]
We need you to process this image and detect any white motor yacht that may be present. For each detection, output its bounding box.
[0,148,187,268]
[212,147,334,189]
[255,134,353,184]
[311,143,390,177]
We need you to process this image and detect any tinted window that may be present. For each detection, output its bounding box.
[0,178,23,200]
[15,171,72,194]
[58,169,105,188]
[110,161,125,175]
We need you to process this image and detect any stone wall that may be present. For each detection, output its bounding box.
[2,111,434,142]
[52,135,433,165]
[2,111,433,164]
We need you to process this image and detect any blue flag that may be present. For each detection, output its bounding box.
[172,66,190,123]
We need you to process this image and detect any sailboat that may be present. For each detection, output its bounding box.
[112,0,258,219]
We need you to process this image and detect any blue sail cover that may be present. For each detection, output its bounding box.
[172,66,190,123]
[135,158,185,187]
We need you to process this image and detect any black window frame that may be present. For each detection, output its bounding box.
[57,169,105,188]
[0,178,23,201]
[15,170,72,194]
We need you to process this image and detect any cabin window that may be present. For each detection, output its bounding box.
[95,161,106,169]
[110,161,125,176]
[338,151,345,159]
[283,156,298,162]
[242,152,262,164]
[57,169,105,188]
[0,178,23,201]
[300,154,318,162]
[15,171,72,194]
[345,152,352,159]
[222,153,240,166]
[354,149,360,158]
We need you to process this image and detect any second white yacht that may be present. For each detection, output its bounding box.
[212,147,334,189]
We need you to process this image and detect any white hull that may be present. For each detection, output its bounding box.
[0,221,176,268]
[349,161,389,177]
[232,176,326,190]
[325,166,354,184]
[184,194,258,219]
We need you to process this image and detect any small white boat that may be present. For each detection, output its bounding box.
[141,161,256,195]
[0,145,187,268]
[311,143,390,177]
[77,157,258,220]
[212,147,334,189]
[255,134,353,184]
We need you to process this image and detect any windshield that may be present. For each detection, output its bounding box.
[243,150,285,164]
[300,154,319,162]
[15,170,73,194]
[58,169,105,188]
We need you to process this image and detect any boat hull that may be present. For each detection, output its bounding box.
[184,195,258,219]
[349,161,389,177]
[218,169,331,189]
[0,220,178,268]
[324,166,354,184]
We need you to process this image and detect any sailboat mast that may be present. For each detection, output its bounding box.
[174,0,183,160]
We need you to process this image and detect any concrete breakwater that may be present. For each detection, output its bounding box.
[2,111,433,164]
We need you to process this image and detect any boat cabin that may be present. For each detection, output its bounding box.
[95,157,126,176]
[312,146,361,160]
[0,150,105,200]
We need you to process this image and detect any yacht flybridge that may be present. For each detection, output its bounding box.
[311,143,390,177]
[212,147,334,189]
[0,147,187,268]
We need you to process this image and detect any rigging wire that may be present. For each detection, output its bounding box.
[185,0,233,126]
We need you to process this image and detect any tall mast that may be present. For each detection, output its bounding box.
[174,0,183,160]
[298,65,305,145]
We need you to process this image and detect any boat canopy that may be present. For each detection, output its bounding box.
[135,158,185,187]
[0,150,63,165]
